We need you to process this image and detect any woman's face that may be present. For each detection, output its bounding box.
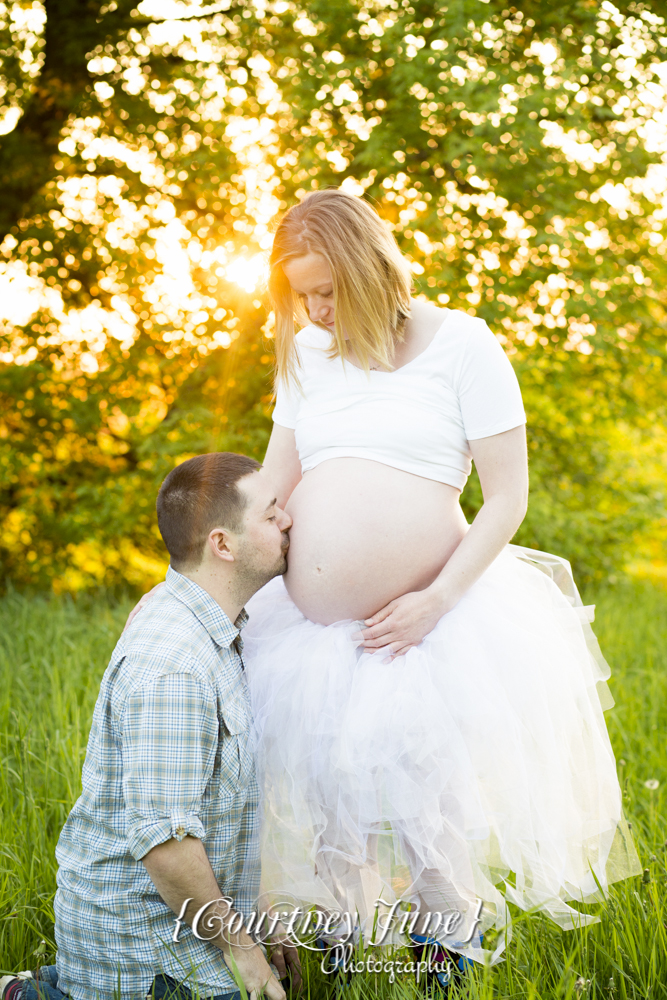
[283,253,335,331]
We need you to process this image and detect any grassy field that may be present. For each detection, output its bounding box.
[0,581,666,999]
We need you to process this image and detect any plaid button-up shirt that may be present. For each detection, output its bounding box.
[55,567,260,1000]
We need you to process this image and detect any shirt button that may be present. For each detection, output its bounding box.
[175,826,185,838]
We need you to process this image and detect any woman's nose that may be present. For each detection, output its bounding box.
[308,298,329,322]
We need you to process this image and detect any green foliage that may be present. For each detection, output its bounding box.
[514,350,667,583]
[275,0,667,371]
[0,0,665,588]
[2,581,667,996]
[0,588,131,966]
[0,300,274,590]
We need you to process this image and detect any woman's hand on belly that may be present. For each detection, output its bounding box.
[355,587,451,660]
[282,459,468,624]
[356,427,529,656]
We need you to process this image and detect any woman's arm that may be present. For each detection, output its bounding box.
[261,423,303,509]
[359,424,528,657]
[429,423,528,607]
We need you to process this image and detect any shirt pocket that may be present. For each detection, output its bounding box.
[213,682,253,795]
[216,727,242,796]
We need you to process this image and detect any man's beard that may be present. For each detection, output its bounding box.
[234,535,289,599]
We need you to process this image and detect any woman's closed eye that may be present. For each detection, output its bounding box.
[297,289,333,300]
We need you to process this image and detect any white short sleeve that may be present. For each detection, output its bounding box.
[271,378,299,429]
[456,320,526,440]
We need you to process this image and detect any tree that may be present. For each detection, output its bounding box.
[0,0,665,590]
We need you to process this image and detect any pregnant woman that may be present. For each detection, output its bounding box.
[242,189,640,967]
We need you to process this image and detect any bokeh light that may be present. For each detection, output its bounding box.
[219,252,269,293]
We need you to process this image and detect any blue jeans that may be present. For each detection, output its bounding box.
[18,967,241,1000]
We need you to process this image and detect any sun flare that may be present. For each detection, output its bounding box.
[221,253,269,293]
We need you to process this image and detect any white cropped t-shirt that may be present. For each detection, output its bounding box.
[272,310,526,492]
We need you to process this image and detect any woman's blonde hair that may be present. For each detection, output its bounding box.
[269,189,412,383]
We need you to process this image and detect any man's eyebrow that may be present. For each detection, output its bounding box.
[263,497,277,513]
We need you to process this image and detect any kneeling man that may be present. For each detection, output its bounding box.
[7,454,297,1000]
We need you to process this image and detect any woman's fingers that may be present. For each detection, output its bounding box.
[367,629,415,654]
[123,601,145,633]
[360,591,437,651]
[363,618,415,649]
[122,581,166,633]
[363,602,396,628]
[360,614,397,643]
[386,643,414,661]
[361,627,395,648]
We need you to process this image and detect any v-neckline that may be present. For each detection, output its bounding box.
[343,310,449,374]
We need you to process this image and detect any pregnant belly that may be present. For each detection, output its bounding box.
[283,458,468,625]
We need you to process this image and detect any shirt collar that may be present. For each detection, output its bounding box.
[165,565,247,649]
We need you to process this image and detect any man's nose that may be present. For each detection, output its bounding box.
[278,507,292,531]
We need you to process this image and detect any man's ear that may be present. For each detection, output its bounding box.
[206,527,235,563]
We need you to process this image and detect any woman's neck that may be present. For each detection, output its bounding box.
[377,298,446,371]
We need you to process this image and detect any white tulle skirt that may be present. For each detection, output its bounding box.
[243,545,640,965]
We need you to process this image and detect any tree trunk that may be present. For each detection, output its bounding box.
[0,0,118,238]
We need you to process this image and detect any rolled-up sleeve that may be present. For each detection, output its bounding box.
[120,672,219,860]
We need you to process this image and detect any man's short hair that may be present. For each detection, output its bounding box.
[156,452,261,570]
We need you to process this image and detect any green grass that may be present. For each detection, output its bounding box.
[1,581,666,998]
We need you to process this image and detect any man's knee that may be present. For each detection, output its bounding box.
[5,967,67,1000]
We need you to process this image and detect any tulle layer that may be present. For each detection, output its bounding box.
[242,545,640,964]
